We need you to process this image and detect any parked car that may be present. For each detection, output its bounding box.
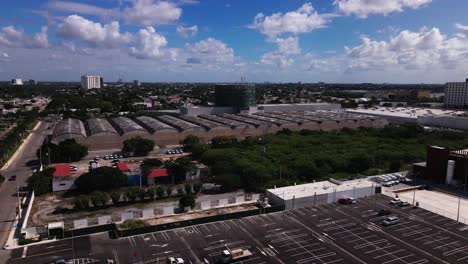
[382,216,399,226]
[398,201,411,207]
[389,198,401,205]
[168,257,184,264]
[8,175,16,181]
[338,197,356,205]
[377,209,392,216]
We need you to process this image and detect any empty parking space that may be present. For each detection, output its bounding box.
[8,194,468,264]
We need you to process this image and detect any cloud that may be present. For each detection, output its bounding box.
[345,26,468,71]
[260,37,300,68]
[455,23,468,38]
[44,0,115,17]
[62,42,94,55]
[0,26,49,49]
[185,38,234,65]
[124,0,182,26]
[177,25,198,38]
[128,26,172,59]
[57,15,131,48]
[334,0,432,18]
[250,3,334,37]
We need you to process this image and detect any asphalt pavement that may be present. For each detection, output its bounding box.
[0,121,51,262]
[7,194,468,264]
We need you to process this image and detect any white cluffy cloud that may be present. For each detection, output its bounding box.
[345,26,468,71]
[185,38,234,65]
[128,27,173,59]
[0,26,49,49]
[58,15,175,60]
[124,0,182,26]
[250,3,334,37]
[334,0,432,18]
[176,25,198,38]
[261,37,300,68]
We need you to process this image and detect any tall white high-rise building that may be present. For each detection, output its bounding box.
[81,75,101,90]
[445,79,468,108]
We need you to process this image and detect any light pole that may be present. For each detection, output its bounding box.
[457,195,461,222]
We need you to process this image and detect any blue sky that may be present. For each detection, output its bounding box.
[0,0,467,83]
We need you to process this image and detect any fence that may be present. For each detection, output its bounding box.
[116,205,284,237]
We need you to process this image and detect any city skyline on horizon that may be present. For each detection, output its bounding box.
[0,0,467,83]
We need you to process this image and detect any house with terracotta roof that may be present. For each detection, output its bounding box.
[52,164,78,192]
[147,168,170,185]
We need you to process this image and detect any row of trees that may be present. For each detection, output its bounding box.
[72,183,202,210]
[0,110,37,167]
[37,139,88,165]
[182,124,468,192]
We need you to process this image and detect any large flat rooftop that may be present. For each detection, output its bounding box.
[268,179,375,200]
[346,107,464,120]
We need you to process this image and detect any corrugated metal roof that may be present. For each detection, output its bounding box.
[198,114,252,128]
[86,118,118,135]
[220,113,272,128]
[111,117,147,134]
[53,118,87,138]
[157,115,202,131]
[136,116,177,133]
[177,115,228,130]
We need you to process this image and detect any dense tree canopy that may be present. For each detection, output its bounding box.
[37,139,88,164]
[75,167,128,193]
[165,157,197,183]
[190,124,468,192]
[26,168,54,196]
[122,137,155,156]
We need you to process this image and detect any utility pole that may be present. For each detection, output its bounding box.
[457,195,461,222]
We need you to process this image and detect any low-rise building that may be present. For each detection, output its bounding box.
[52,164,78,192]
[266,179,377,209]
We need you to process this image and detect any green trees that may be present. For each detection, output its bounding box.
[188,124,468,192]
[122,137,155,156]
[179,194,195,209]
[75,167,127,193]
[0,174,4,185]
[26,168,54,196]
[37,139,88,164]
[140,158,163,176]
[165,157,197,183]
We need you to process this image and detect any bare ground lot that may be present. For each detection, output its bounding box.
[28,190,248,228]
[10,194,468,264]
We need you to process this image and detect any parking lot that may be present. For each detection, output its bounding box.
[8,194,468,264]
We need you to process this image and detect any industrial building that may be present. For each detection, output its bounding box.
[445,79,468,108]
[347,107,464,126]
[215,83,256,111]
[257,103,341,113]
[51,111,388,151]
[81,75,101,90]
[51,118,87,146]
[11,79,23,85]
[415,146,468,185]
[266,179,377,209]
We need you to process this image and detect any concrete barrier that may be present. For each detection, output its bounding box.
[218,198,228,206]
[73,219,88,229]
[98,215,112,225]
[121,212,134,222]
[235,196,245,204]
[142,209,154,218]
[201,201,211,210]
[163,206,174,215]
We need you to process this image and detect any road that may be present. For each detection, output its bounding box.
[0,121,51,261]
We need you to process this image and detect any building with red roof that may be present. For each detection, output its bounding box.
[53,164,71,177]
[147,168,169,185]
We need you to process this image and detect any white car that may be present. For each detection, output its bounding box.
[389,198,401,205]
[168,257,184,264]
[382,216,399,226]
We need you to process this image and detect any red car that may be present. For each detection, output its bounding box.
[338,197,356,205]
